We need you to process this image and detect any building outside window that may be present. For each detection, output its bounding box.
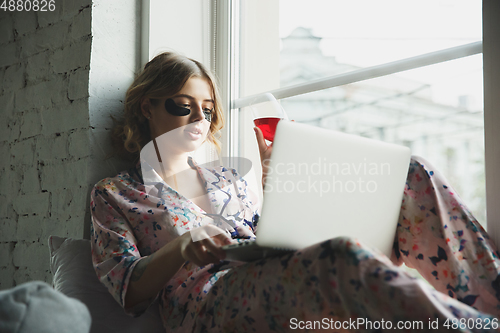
[279,17,485,225]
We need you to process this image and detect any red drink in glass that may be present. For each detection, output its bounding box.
[254,116,281,142]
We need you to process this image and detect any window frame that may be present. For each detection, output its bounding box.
[483,0,500,247]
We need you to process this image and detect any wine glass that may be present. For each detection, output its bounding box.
[251,93,289,142]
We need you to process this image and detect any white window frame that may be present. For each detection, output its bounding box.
[213,0,240,159]
[483,0,500,248]
[232,42,482,109]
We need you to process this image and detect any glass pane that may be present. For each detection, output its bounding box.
[279,0,485,226]
[280,0,482,82]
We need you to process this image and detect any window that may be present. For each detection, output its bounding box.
[144,0,500,246]
[229,0,489,229]
[277,1,485,224]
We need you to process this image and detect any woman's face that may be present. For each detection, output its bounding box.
[143,77,214,154]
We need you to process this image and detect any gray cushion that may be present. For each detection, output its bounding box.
[0,280,91,333]
[48,236,165,333]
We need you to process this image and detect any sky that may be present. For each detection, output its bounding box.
[279,0,483,109]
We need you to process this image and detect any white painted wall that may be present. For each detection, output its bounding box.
[87,0,142,238]
[147,0,212,68]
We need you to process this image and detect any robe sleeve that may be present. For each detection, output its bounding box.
[89,178,158,317]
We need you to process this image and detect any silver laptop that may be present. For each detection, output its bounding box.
[222,120,411,261]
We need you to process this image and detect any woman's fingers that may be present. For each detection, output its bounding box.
[184,240,220,266]
[180,225,235,266]
[253,127,268,157]
[212,231,235,245]
[254,126,273,188]
[201,237,227,260]
[183,245,203,266]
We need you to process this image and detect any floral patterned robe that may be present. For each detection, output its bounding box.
[91,156,500,332]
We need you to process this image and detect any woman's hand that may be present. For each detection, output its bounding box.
[126,224,233,308]
[254,126,272,187]
[178,225,234,267]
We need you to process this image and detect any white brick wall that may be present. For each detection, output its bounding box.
[0,0,92,289]
[0,0,141,291]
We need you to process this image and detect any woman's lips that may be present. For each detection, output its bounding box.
[185,129,202,140]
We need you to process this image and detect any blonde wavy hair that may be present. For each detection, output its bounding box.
[112,52,225,162]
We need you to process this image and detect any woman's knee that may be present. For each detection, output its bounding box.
[407,156,436,183]
[304,236,372,261]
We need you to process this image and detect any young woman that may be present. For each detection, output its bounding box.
[90,52,500,332]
